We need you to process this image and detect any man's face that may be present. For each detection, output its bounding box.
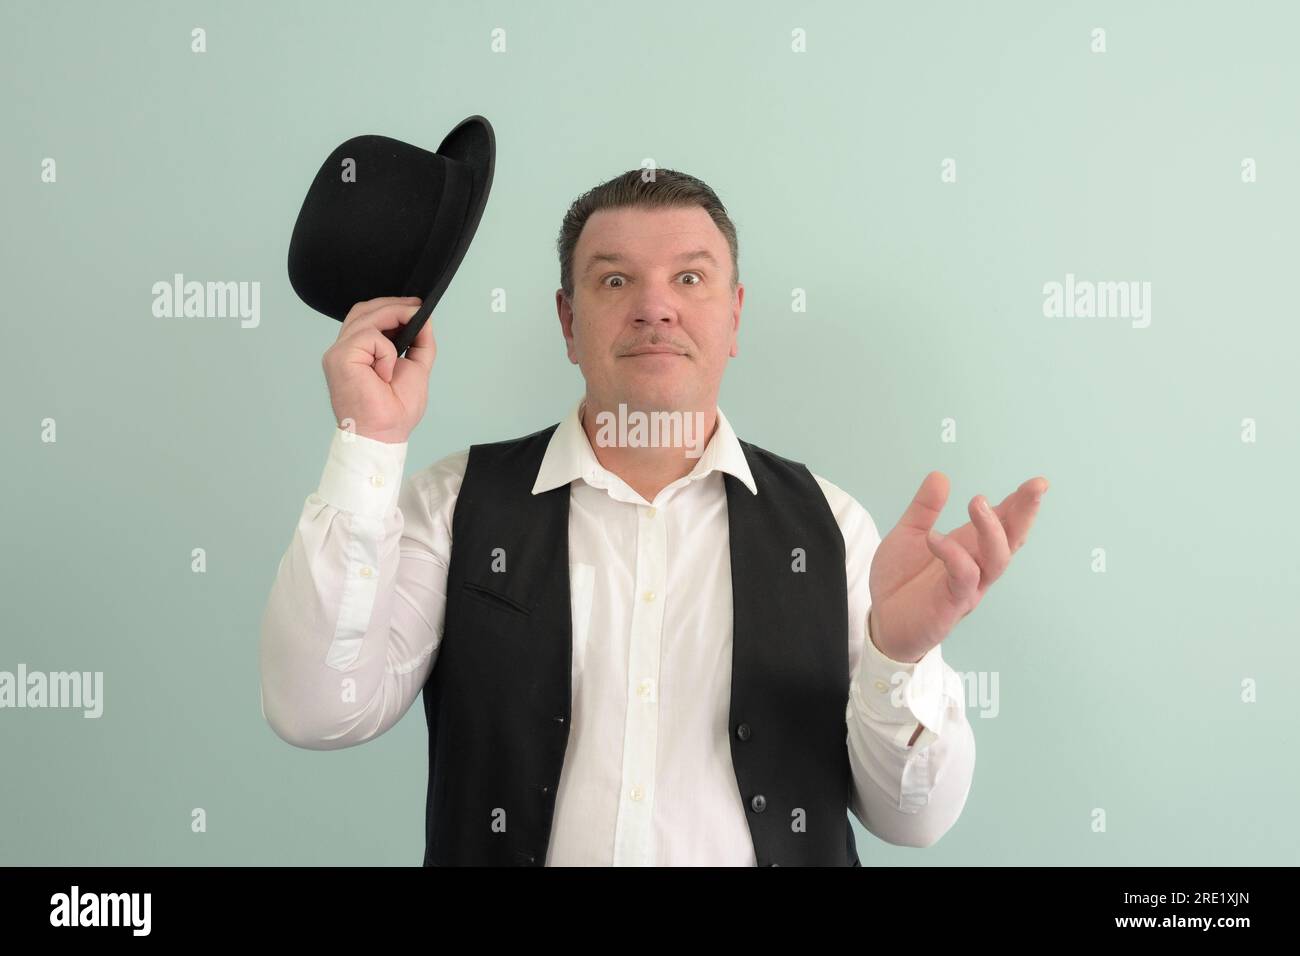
[557,205,743,414]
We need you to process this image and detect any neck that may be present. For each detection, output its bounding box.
[579,396,718,504]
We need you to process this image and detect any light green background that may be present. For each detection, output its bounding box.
[2,0,1296,865]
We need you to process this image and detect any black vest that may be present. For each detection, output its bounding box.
[421,422,860,866]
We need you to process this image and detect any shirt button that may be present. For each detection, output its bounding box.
[645,507,657,518]
[636,678,654,700]
[369,473,385,487]
[873,680,889,693]
[643,590,655,603]
[630,785,644,802]
[359,566,373,578]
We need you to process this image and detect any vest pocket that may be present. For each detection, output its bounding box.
[461,580,532,616]
[569,563,596,688]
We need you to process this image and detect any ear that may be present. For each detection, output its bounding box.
[729,283,744,358]
[556,289,579,364]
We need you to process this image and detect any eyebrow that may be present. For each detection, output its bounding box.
[583,248,719,276]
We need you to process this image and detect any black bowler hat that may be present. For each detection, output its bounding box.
[287,114,495,357]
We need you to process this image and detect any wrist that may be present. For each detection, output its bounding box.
[868,606,926,664]
[341,424,410,445]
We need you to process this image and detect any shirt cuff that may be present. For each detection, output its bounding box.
[855,613,957,752]
[314,427,408,519]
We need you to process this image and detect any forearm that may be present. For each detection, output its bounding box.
[845,609,976,847]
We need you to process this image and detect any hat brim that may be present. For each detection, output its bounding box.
[390,114,496,356]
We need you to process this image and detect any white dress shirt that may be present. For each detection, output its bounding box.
[259,396,976,864]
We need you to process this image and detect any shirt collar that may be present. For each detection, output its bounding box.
[531,396,758,497]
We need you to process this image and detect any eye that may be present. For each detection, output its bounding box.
[602,274,626,288]
[680,272,703,285]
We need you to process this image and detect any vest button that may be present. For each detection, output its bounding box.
[770,862,780,867]
[736,723,751,741]
[553,715,566,724]
[750,794,767,813]
[540,784,550,795]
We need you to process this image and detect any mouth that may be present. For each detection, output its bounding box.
[622,347,686,357]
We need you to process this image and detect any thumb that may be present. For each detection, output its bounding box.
[896,471,949,535]
[392,314,436,393]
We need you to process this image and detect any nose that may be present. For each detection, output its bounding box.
[633,312,677,329]
[626,283,682,329]
[630,298,679,329]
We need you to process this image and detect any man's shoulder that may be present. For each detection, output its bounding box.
[736,436,808,474]
[473,421,564,450]
[807,470,881,549]
[404,420,561,504]
[402,446,471,513]
[466,422,561,458]
[735,436,877,537]
[738,437,847,499]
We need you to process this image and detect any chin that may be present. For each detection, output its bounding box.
[624,384,692,413]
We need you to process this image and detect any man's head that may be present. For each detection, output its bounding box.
[556,169,743,416]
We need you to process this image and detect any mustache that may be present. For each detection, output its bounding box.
[619,336,690,355]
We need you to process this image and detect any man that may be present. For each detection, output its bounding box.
[259,169,1048,866]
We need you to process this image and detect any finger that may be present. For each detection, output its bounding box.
[339,298,423,337]
[344,328,399,384]
[991,476,1049,553]
[924,528,981,607]
[392,314,436,390]
[968,494,1011,588]
[342,300,423,338]
[896,471,950,535]
[335,305,422,356]
[349,296,423,321]
[326,304,420,384]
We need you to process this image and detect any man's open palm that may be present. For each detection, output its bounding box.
[868,471,1049,663]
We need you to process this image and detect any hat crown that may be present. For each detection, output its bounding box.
[286,115,494,346]
[287,134,469,318]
